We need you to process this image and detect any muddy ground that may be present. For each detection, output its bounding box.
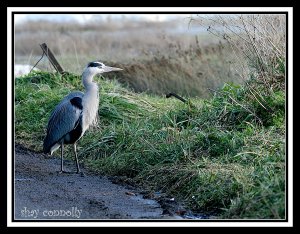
[14,144,207,220]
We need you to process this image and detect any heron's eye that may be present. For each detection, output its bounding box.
[88,62,102,68]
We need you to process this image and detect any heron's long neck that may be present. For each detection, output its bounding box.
[81,70,99,132]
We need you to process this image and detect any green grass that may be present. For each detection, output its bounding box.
[15,69,285,219]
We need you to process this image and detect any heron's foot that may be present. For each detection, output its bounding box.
[77,171,85,177]
[58,170,72,174]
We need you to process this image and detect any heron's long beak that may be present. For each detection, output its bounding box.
[102,66,123,73]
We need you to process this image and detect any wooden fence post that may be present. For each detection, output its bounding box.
[40,43,65,74]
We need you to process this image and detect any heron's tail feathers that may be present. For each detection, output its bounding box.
[43,135,60,155]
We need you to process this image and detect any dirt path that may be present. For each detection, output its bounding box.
[14,145,187,220]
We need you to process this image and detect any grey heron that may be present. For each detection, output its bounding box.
[43,61,122,174]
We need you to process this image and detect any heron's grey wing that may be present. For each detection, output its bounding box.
[47,91,83,123]
[43,92,83,153]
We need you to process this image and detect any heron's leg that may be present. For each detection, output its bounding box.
[74,144,85,176]
[73,143,81,173]
[59,142,64,173]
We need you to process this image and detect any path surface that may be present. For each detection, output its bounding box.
[14,145,185,220]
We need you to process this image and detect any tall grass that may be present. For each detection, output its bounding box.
[194,14,286,87]
[15,18,243,98]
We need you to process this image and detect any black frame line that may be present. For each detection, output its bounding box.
[10,10,290,224]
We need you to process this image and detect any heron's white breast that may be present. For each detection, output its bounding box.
[82,83,99,133]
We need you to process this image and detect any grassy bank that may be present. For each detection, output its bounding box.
[15,69,285,219]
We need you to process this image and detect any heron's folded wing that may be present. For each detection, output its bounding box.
[43,97,82,152]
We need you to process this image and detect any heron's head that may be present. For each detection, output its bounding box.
[85,61,123,75]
